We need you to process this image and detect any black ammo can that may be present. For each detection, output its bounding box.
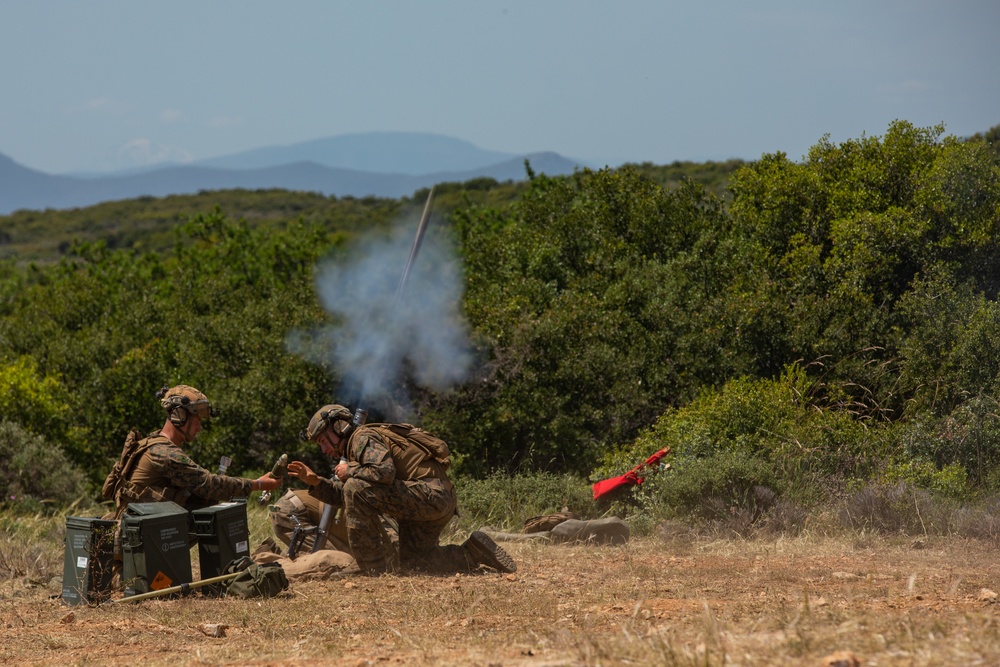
[191,501,250,593]
[61,516,116,605]
[121,501,192,597]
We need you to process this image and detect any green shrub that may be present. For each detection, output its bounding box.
[639,450,779,523]
[879,458,969,499]
[0,420,88,512]
[897,396,1000,490]
[593,364,896,522]
[454,472,596,532]
[0,357,70,443]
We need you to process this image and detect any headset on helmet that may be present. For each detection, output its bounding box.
[300,404,354,442]
[157,384,217,426]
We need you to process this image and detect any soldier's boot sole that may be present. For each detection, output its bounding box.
[465,530,517,573]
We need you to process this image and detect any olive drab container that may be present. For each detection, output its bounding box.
[191,501,250,594]
[61,516,116,605]
[121,501,192,597]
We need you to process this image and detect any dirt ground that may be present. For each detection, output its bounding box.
[3,530,1000,666]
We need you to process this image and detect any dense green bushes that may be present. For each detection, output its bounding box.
[2,121,1000,525]
[454,472,596,533]
[0,210,341,488]
[584,121,1000,527]
[596,367,998,531]
[594,366,876,517]
[0,420,87,511]
[0,356,70,443]
[444,170,731,475]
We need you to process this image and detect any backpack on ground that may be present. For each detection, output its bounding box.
[222,556,289,599]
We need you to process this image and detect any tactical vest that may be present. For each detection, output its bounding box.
[356,423,451,482]
[102,430,191,517]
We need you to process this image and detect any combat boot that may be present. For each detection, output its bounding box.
[357,557,390,576]
[464,530,517,573]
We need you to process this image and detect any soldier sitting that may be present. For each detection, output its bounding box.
[102,384,282,518]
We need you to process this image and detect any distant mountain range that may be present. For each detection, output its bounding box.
[0,132,591,215]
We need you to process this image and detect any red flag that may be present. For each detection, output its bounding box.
[592,447,670,500]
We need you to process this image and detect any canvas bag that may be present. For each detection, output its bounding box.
[222,556,289,598]
[365,423,452,480]
[101,428,149,501]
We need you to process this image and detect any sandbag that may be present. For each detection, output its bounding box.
[253,549,360,581]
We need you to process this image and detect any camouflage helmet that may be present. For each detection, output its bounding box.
[157,385,216,425]
[302,404,353,442]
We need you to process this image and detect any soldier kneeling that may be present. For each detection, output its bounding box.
[286,405,516,575]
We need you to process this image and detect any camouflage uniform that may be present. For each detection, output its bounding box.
[308,424,472,574]
[268,489,353,553]
[105,430,257,519]
[100,429,262,571]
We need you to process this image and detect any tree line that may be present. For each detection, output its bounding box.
[2,120,999,516]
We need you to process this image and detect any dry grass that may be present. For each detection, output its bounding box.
[3,504,1000,666]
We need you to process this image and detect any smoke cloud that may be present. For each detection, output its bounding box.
[287,218,474,418]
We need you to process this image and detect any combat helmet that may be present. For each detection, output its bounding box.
[157,384,216,426]
[301,404,354,442]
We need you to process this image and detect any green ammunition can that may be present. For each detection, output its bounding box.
[191,501,250,594]
[121,501,192,597]
[61,516,116,606]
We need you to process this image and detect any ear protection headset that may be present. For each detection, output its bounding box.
[300,404,355,442]
[157,385,217,427]
[157,386,191,426]
[168,397,192,426]
[328,411,354,437]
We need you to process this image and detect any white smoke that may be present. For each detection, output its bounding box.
[287,216,474,417]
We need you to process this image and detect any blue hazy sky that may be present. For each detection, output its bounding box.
[1,1,997,174]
